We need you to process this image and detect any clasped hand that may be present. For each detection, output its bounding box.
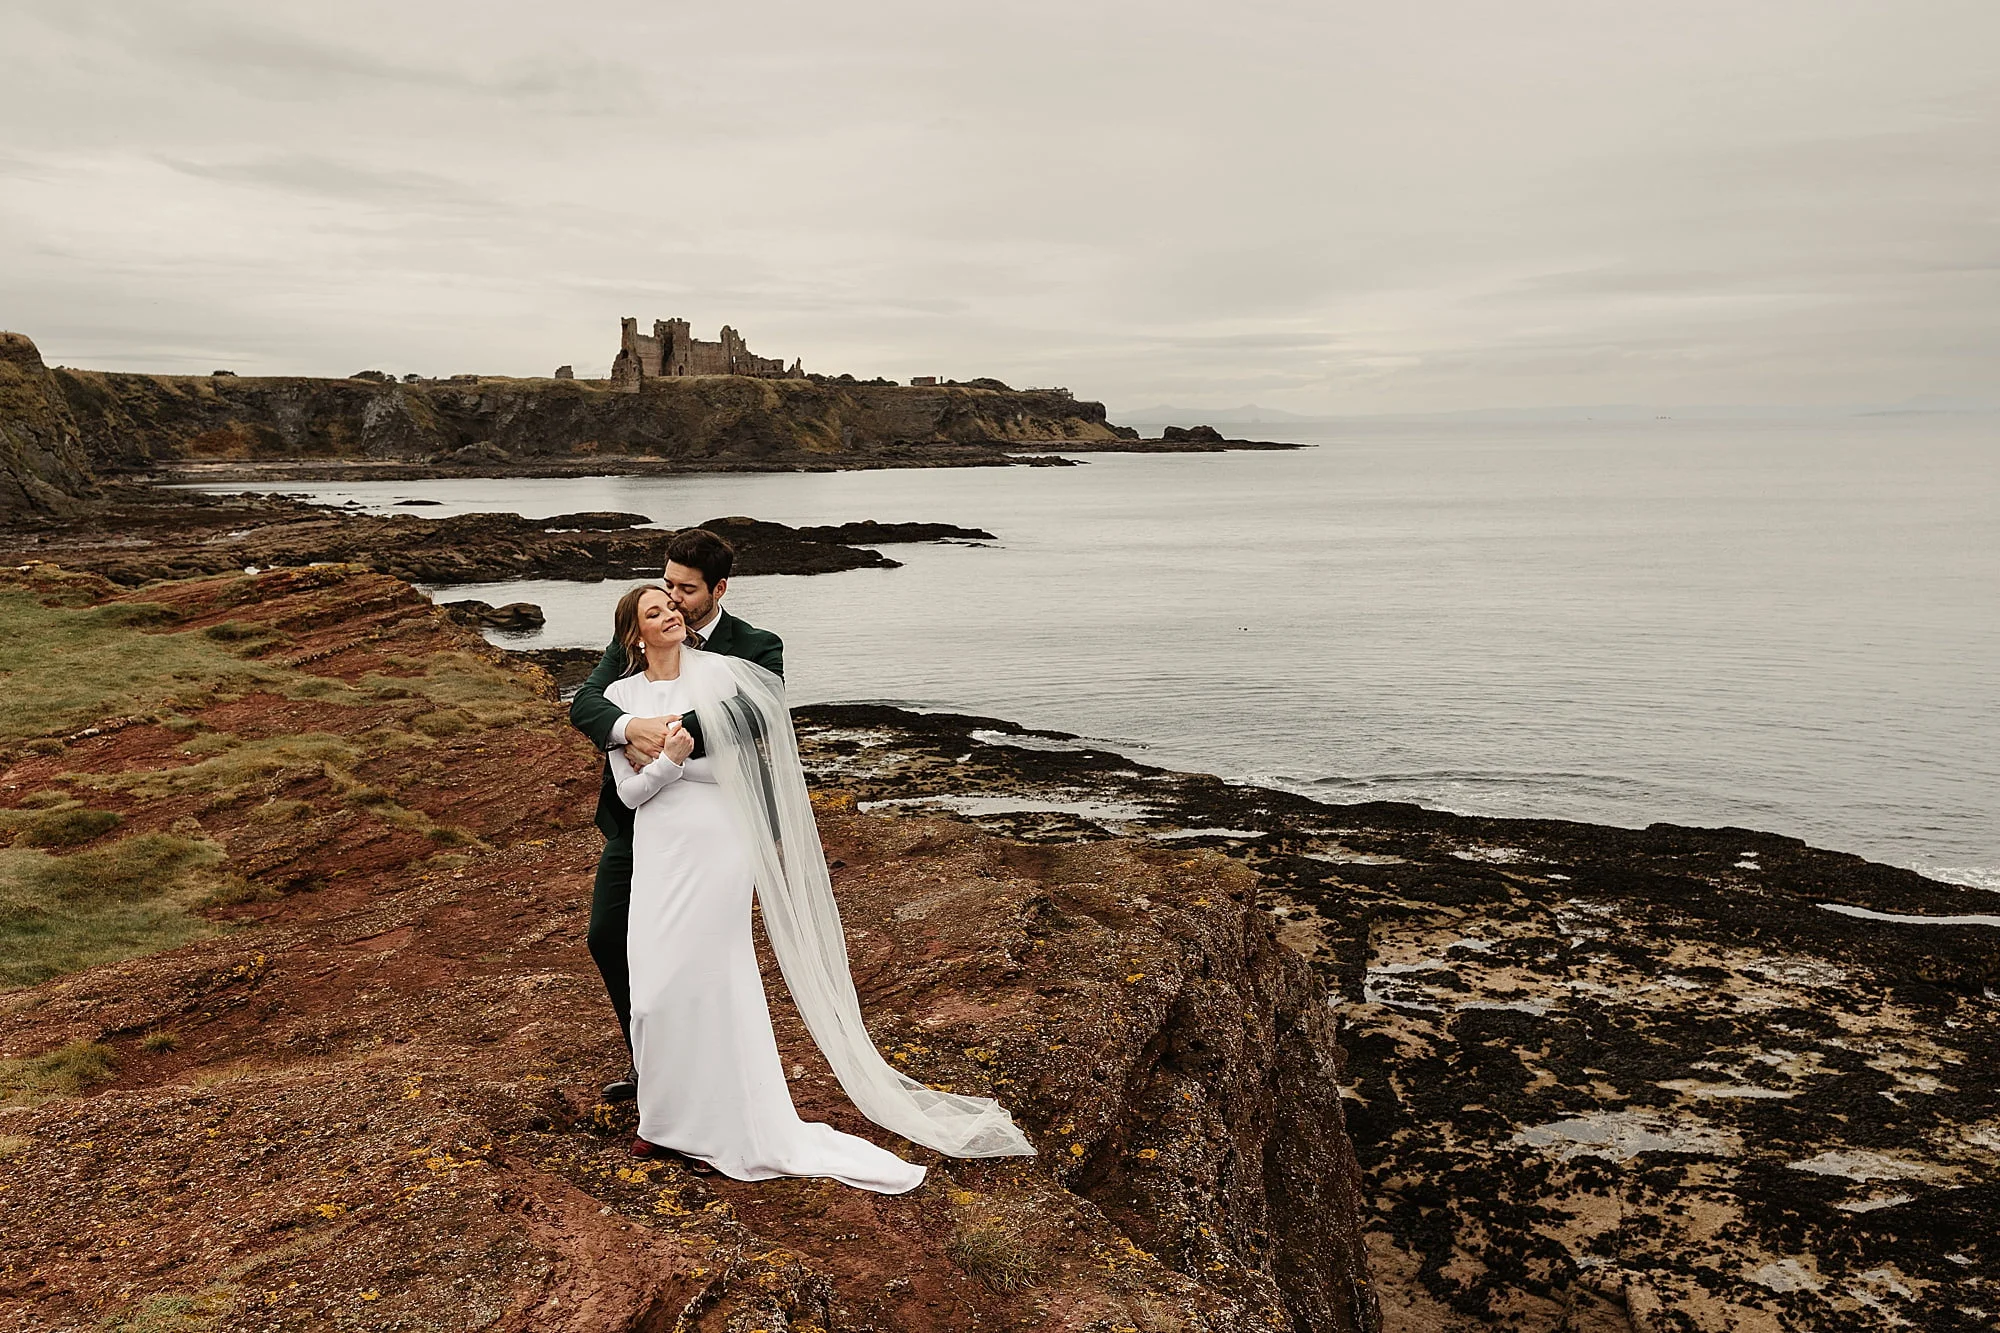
[624,713,692,768]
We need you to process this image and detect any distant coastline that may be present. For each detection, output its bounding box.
[4,330,1298,519]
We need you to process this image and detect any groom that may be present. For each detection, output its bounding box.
[568,527,784,1102]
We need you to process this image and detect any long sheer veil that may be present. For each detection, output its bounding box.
[682,651,1037,1159]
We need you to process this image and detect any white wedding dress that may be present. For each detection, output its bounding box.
[605,666,928,1194]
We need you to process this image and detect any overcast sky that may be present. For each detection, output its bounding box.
[3,1,1995,413]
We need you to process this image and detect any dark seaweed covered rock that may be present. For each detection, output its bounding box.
[0,494,998,587]
[791,703,2000,1332]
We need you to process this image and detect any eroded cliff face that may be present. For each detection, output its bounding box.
[0,334,96,521]
[44,368,1123,472]
[0,565,1377,1333]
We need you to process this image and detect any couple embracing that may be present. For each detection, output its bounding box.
[567,528,1033,1194]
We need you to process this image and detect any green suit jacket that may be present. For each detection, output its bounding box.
[567,608,785,840]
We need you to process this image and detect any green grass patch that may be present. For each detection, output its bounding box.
[279,674,354,700]
[1,797,116,844]
[200,620,275,643]
[0,586,284,744]
[100,1284,239,1332]
[0,803,124,848]
[0,834,230,988]
[0,1040,116,1105]
[74,733,359,805]
[411,707,476,737]
[360,650,550,727]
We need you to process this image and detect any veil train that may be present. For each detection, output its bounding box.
[684,651,1036,1160]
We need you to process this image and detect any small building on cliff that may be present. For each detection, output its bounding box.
[610,318,803,391]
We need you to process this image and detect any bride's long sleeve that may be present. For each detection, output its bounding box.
[610,746,685,809]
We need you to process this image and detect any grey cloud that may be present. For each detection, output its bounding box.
[159,154,492,209]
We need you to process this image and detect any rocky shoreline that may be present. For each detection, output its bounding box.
[2,561,1992,1331]
[775,705,1999,1332]
[145,432,1303,485]
[148,448,1086,484]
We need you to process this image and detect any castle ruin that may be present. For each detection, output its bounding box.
[610,317,803,391]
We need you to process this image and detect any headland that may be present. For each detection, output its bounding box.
[2,331,1297,515]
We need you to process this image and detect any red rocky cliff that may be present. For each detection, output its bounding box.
[0,564,1377,1332]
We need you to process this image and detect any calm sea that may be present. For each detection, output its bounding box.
[189,416,2000,887]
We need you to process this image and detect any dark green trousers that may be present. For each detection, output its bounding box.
[587,836,634,1053]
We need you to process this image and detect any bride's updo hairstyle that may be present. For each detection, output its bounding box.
[612,584,667,675]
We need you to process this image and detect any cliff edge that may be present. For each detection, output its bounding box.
[0,564,1378,1332]
[0,334,96,521]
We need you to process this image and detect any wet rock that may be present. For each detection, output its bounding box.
[792,517,998,544]
[0,491,989,588]
[537,511,652,531]
[441,599,546,631]
[512,646,605,693]
[1162,424,1226,443]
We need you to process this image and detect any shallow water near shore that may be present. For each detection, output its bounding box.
[187,414,2000,885]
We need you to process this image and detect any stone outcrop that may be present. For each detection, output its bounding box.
[0,494,997,587]
[0,333,96,521]
[440,599,547,631]
[0,565,1379,1333]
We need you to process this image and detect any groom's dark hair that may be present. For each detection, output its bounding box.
[665,528,735,590]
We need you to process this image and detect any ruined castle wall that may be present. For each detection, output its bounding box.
[632,336,664,378]
[684,339,732,375]
[628,317,794,382]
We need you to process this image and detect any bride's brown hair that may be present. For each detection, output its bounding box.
[612,584,665,675]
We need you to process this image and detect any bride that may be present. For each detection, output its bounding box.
[602,585,1034,1194]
